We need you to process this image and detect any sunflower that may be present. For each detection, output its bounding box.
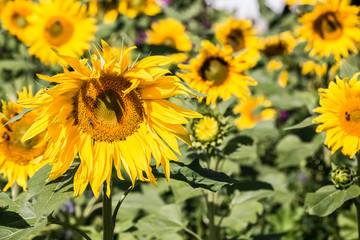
[1,0,34,40]
[301,60,327,77]
[178,40,259,106]
[86,0,119,24]
[233,95,276,130]
[0,87,47,191]
[313,73,360,158]
[147,18,192,52]
[215,17,259,52]
[23,0,95,66]
[297,0,360,61]
[278,70,288,88]
[19,40,202,198]
[285,0,325,6]
[259,31,296,58]
[118,0,161,18]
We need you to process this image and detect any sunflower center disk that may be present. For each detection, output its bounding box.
[202,58,229,86]
[130,0,146,9]
[74,74,145,142]
[339,100,360,136]
[163,37,176,48]
[263,43,286,57]
[12,13,27,28]
[314,12,342,40]
[195,117,219,142]
[227,30,245,51]
[44,17,74,47]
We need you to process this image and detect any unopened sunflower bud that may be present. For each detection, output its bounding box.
[330,167,355,189]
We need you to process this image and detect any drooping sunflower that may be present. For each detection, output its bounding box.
[313,73,360,158]
[0,87,47,191]
[297,0,360,61]
[233,95,276,130]
[19,40,202,198]
[23,0,95,66]
[178,40,259,106]
[118,0,161,18]
[259,31,297,58]
[1,0,35,41]
[215,17,259,52]
[147,18,192,52]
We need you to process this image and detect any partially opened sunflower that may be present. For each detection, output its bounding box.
[19,40,202,198]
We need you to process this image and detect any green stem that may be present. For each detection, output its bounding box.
[48,216,92,240]
[207,191,216,240]
[11,183,20,201]
[184,226,203,240]
[102,183,113,240]
[112,184,135,228]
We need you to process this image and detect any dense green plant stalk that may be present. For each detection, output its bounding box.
[103,183,113,240]
[356,151,360,240]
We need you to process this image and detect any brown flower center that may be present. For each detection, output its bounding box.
[12,13,27,28]
[44,17,74,47]
[227,29,245,52]
[72,73,144,142]
[262,42,287,57]
[314,12,343,40]
[200,57,229,86]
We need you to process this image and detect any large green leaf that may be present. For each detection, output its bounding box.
[153,159,273,192]
[340,60,358,79]
[337,204,358,240]
[283,116,316,131]
[304,185,360,217]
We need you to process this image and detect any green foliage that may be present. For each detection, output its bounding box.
[304,185,360,217]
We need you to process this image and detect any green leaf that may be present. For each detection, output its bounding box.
[4,108,35,126]
[153,159,273,192]
[337,204,358,240]
[304,185,360,217]
[283,116,316,130]
[340,60,358,79]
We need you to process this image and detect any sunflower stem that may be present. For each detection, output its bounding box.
[112,183,135,228]
[102,183,113,240]
[11,183,20,201]
[48,215,92,240]
[355,151,360,240]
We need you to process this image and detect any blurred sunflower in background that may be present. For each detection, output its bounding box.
[0,87,47,191]
[313,73,360,158]
[233,95,276,130]
[118,0,161,18]
[1,0,35,41]
[86,0,119,24]
[147,18,192,52]
[215,17,259,52]
[23,0,95,65]
[19,40,202,198]
[297,0,360,61]
[178,40,259,106]
[259,31,296,58]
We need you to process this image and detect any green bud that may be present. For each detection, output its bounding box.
[330,167,355,189]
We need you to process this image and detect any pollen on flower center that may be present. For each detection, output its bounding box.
[194,116,219,141]
[314,12,342,40]
[72,73,145,142]
[339,99,360,136]
[44,17,74,47]
[200,58,229,86]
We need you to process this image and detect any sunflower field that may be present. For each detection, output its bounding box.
[2,0,360,239]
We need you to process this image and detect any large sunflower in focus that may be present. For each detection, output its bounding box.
[178,40,259,106]
[0,88,47,191]
[297,0,360,61]
[23,0,95,65]
[118,0,161,18]
[215,17,259,52]
[19,40,202,198]
[1,0,34,40]
[147,18,192,52]
[313,73,360,158]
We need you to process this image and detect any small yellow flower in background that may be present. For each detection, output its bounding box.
[313,73,360,158]
[278,70,288,88]
[118,0,161,18]
[147,18,192,52]
[18,40,202,198]
[297,0,360,61]
[301,61,327,77]
[259,31,296,58]
[1,0,34,41]
[23,0,96,66]
[215,17,259,52]
[0,87,47,191]
[285,0,325,6]
[86,0,119,24]
[178,40,259,106]
[233,96,276,130]
[267,60,283,71]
